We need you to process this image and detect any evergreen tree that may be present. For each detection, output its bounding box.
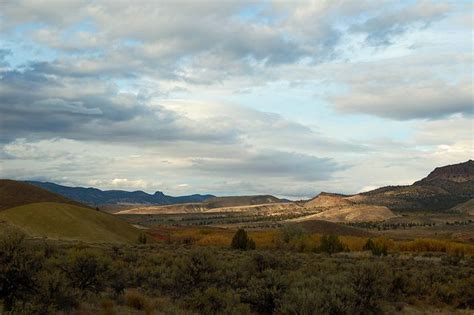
[231,229,255,250]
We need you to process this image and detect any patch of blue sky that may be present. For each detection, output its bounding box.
[1,39,57,69]
[1,23,58,68]
[233,1,278,25]
[191,79,415,143]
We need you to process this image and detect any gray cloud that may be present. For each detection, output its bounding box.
[351,1,450,46]
[191,150,347,181]
[331,81,473,120]
[0,65,239,143]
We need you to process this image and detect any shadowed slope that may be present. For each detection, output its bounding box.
[0,179,86,211]
[288,220,373,237]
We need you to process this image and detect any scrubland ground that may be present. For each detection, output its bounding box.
[1,224,474,315]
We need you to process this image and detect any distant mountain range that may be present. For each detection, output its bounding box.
[20,160,474,212]
[26,181,215,206]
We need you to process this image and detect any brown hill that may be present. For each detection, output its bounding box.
[203,195,287,209]
[0,179,86,211]
[417,160,474,183]
[305,192,353,208]
[327,160,474,212]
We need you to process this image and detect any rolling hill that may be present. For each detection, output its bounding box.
[0,179,85,211]
[26,181,215,206]
[305,192,353,208]
[0,180,144,243]
[0,202,143,244]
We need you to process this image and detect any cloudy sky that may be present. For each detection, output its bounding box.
[0,0,472,198]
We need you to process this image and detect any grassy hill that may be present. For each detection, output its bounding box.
[0,202,143,244]
[0,179,85,211]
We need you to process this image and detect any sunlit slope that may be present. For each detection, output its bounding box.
[0,202,142,244]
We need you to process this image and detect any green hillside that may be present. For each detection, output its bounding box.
[0,202,144,244]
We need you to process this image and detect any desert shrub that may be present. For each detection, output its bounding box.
[241,269,288,314]
[109,261,130,296]
[231,229,256,250]
[456,275,474,308]
[435,283,458,305]
[318,235,346,254]
[187,287,249,315]
[280,225,307,243]
[363,239,388,256]
[173,249,218,294]
[124,289,149,311]
[279,273,355,315]
[63,249,111,295]
[138,233,147,244]
[29,269,78,314]
[0,231,43,311]
[99,298,115,315]
[252,252,282,273]
[350,262,389,314]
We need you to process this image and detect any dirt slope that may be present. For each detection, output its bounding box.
[291,205,395,223]
[116,202,301,214]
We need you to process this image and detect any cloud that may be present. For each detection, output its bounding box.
[0,65,240,144]
[331,81,473,120]
[320,52,473,120]
[190,150,347,181]
[0,1,470,198]
[351,1,450,46]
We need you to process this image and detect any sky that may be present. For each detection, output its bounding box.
[0,0,473,199]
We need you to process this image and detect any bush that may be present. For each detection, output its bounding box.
[124,289,149,311]
[279,274,354,315]
[351,262,388,314]
[280,225,307,243]
[138,233,147,244]
[187,287,248,315]
[63,249,111,295]
[363,239,388,256]
[31,269,78,314]
[318,235,345,254]
[242,269,288,313]
[0,231,43,311]
[231,229,256,250]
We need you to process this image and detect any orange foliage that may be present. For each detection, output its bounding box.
[154,226,474,256]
